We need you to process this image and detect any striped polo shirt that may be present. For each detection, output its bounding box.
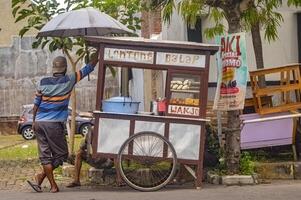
[34,64,94,122]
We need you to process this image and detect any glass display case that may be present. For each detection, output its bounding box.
[166,70,204,118]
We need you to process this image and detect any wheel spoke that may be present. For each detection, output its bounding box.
[133,140,148,156]
[118,132,177,191]
[151,140,164,157]
[149,137,160,157]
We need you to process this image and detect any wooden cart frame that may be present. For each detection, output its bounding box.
[86,36,218,189]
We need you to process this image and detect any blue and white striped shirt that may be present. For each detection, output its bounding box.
[34,64,94,122]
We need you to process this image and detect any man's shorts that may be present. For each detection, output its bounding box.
[35,122,68,168]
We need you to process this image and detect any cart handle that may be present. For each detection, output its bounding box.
[242,112,301,125]
[92,110,211,122]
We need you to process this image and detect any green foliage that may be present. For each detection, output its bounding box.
[205,124,220,157]
[74,0,142,32]
[209,151,256,176]
[107,66,117,77]
[161,0,175,24]
[12,0,142,67]
[177,0,206,28]
[151,0,300,42]
[242,0,284,42]
[287,0,301,7]
[204,8,225,39]
[240,152,255,175]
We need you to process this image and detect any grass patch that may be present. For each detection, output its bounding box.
[0,135,37,160]
[0,135,26,149]
[0,135,84,160]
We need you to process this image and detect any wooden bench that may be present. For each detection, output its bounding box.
[249,64,301,115]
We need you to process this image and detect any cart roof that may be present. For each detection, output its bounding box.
[85,36,219,55]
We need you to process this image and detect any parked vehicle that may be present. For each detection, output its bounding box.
[17,104,94,140]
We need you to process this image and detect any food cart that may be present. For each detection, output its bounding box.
[85,36,219,191]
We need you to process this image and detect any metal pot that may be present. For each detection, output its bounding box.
[102,96,140,114]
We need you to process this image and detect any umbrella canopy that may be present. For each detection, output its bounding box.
[37,7,134,37]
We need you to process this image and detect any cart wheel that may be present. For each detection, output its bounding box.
[117,131,177,192]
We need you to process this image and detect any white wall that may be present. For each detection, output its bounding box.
[162,11,187,41]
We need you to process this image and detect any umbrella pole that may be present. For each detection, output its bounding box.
[84,28,90,81]
[85,41,90,81]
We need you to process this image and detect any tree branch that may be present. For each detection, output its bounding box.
[74,53,85,66]
[239,0,253,12]
[64,49,76,71]
[205,0,223,7]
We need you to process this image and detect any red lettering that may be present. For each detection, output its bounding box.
[236,35,241,56]
[226,37,229,52]
[228,36,235,52]
[221,37,225,53]
[222,35,239,54]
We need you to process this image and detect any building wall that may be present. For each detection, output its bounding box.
[162,11,187,41]
[0,36,118,117]
[0,0,36,46]
[0,1,120,117]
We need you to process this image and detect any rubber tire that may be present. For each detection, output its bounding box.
[80,124,91,137]
[21,126,35,140]
[117,131,177,192]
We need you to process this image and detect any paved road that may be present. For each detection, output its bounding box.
[1,181,301,200]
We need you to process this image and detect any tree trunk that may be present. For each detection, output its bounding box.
[70,88,76,154]
[251,21,266,87]
[225,110,241,174]
[64,50,77,155]
[223,1,267,174]
[224,7,242,174]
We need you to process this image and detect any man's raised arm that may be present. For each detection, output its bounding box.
[73,49,100,83]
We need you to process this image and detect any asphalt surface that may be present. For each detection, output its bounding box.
[1,181,301,200]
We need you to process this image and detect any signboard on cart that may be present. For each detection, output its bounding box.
[104,48,154,64]
[213,32,248,111]
[104,47,206,68]
[168,105,199,117]
[156,52,206,68]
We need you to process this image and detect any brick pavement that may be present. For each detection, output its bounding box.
[0,159,117,192]
[0,159,75,191]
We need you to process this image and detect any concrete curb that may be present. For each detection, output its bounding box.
[221,175,257,186]
[255,162,301,180]
[207,162,301,186]
[207,171,257,186]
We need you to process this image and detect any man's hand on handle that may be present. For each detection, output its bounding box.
[89,48,100,67]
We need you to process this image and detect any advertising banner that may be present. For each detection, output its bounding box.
[213,32,248,111]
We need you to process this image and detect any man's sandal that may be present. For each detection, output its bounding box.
[27,180,42,193]
[66,182,81,188]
